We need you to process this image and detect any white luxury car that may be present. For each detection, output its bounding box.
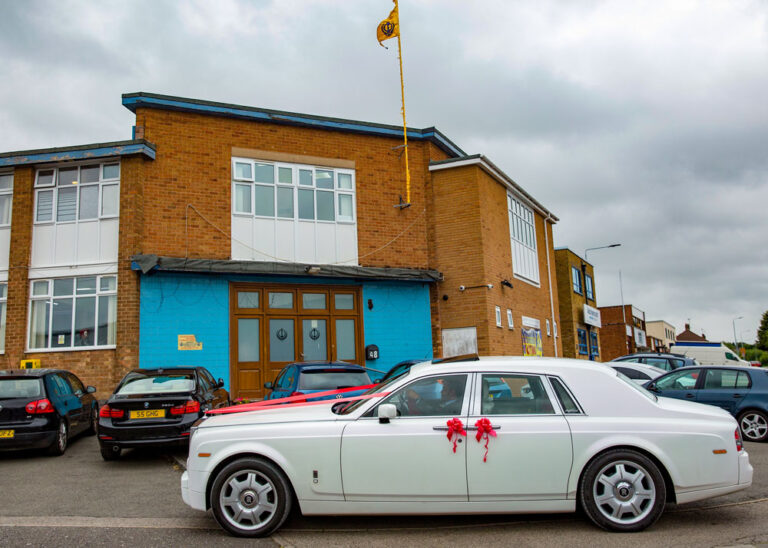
[181,357,752,537]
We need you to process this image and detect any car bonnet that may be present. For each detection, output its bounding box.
[199,400,339,428]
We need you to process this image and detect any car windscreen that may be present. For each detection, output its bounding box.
[0,378,44,399]
[116,373,195,395]
[614,371,657,402]
[298,370,371,391]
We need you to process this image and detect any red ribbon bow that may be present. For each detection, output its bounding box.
[446,418,467,453]
[474,417,497,462]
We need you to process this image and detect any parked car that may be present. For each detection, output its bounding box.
[750,361,762,368]
[609,363,666,385]
[644,365,768,442]
[183,357,751,537]
[264,362,372,402]
[378,359,425,383]
[98,367,228,460]
[611,352,697,371]
[0,368,98,456]
[669,342,750,366]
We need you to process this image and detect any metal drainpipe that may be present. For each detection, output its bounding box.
[544,214,558,357]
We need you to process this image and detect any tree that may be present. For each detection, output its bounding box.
[758,310,768,351]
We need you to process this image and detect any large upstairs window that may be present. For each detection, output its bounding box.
[508,194,540,284]
[0,172,12,227]
[0,283,6,353]
[35,163,119,224]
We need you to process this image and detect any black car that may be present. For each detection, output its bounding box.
[611,352,698,371]
[379,359,425,383]
[0,368,98,456]
[98,367,229,460]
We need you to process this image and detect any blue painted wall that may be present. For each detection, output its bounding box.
[138,273,433,389]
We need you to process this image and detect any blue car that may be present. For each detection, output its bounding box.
[645,365,768,442]
[264,362,372,402]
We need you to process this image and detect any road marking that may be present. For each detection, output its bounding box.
[0,516,216,530]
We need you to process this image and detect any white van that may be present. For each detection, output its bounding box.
[669,341,750,366]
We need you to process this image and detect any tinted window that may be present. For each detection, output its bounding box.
[671,359,686,368]
[481,374,554,415]
[703,369,751,390]
[655,369,700,390]
[549,377,581,413]
[0,378,43,399]
[66,373,85,394]
[52,374,73,396]
[643,357,671,371]
[298,370,371,391]
[196,371,211,392]
[116,373,195,394]
[202,369,218,388]
[380,374,467,417]
[276,366,295,389]
[615,367,650,381]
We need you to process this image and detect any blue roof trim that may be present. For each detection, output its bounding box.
[0,141,155,167]
[122,93,465,158]
[672,342,721,347]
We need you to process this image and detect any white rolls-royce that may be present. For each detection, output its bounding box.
[180,357,752,537]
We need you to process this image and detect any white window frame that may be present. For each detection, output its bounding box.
[231,157,356,225]
[27,275,118,352]
[507,194,540,285]
[33,162,120,226]
[495,306,502,327]
[0,171,13,227]
[507,309,514,329]
[0,282,6,354]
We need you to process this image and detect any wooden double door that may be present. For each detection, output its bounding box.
[229,283,364,400]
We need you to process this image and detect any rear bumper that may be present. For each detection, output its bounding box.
[676,450,753,504]
[98,414,198,447]
[0,430,56,452]
[98,435,189,448]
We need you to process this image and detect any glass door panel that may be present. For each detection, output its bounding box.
[336,319,356,361]
[269,319,295,362]
[237,319,260,361]
[302,319,327,361]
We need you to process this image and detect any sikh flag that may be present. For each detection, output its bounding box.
[377,2,399,46]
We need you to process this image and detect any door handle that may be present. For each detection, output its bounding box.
[466,425,501,431]
[685,393,695,399]
[733,394,743,398]
[433,425,502,431]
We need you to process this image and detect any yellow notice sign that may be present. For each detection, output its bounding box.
[178,335,203,351]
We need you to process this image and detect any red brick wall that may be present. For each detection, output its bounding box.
[554,248,601,360]
[599,305,634,360]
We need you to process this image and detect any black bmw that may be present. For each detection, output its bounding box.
[98,367,229,460]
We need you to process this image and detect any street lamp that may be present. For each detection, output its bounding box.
[581,243,622,360]
[584,243,621,263]
[733,316,743,352]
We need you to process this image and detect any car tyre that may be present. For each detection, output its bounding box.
[579,449,666,532]
[210,457,292,538]
[48,419,68,456]
[738,410,768,442]
[85,405,98,436]
[100,444,121,461]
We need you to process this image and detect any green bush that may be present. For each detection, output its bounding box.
[745,348,768,366]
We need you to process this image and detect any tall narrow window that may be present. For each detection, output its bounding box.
[0,173,13,227]
[585,274,594,300]
[508,194,539,283]
[577,329,588,355]
[0,283,6,353]
[572,267,582,294]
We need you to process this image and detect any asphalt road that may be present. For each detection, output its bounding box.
[1,434,768,547]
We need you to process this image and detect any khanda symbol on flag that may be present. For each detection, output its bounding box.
[377,0,400,47]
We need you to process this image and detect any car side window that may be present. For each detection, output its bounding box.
[655,369,700,390]
[548,377,581,414]
[615,367,649,381]
[703,369,752,390]
[277,367,294,389]
[203,370,218,388]
[671,359,685,368]
[66,373,85,395]
[197,371,211,392]
[379,374,467,417]
[49,374,73,396]
[642,358,670,371]
[480,374,554,415]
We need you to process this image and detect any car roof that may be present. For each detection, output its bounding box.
[0,368,63,378]
[406,356,617,378]
[293,362,367,372]
[618,353,688,359]
[128,367,198,375]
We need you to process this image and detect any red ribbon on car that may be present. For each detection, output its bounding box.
[446,418,466,453]
[474,417,497,462]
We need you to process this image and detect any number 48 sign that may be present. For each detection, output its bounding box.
[365,344,379,360]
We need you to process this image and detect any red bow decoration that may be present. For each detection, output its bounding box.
[474,417,497,462]
[446,418,467,453]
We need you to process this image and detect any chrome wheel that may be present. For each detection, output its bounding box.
[218,469,278,531]
[592,460,656,525]
[740,412,768,441]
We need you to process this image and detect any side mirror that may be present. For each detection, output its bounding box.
[86,386,97,394]
[264,382,274,389]
[378,403,397,424]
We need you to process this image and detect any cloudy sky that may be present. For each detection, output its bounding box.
[1,0,766,343]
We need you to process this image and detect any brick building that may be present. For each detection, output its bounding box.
[646,320,676,352]
[0,92,561,398]
[598,304,647,361]
[554,248,601,360]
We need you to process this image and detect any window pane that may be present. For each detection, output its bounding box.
[101,184,119,216]
[316,170,334,189]
[97,295,117,346]
[74,296,96,346]
[57,187,77,221]
[36,190,54,222]
[235,162,252,180]
[276,186,294,218]
[103,164,120,180]
[100,276,117,292]
[0,195,10,225]
[302,293,326,309]
[383,375,467,417]
[317,191,334,221]
[268,292,293,309]
[80,165,100,184]
[58,168,78,186]
[269,319,295,362]
[299,169,313,186]
[481,375,554,415]
[278,167,292,184]
[337,173,352,189]
[0,283,6,299]
[51,298,73,347]
[550,377,580,413]
[302,319,327,361]
[336,319,355,360]
[29,300,50,349]
[79,185,99,219]
[237,291,260,308]
[32,281,48,296]
[76,277,97,295]
[37,170,55,187]
[237,319,260,361]
[338,194,353,221]
[53,278,74,296]
[234,184,252,213]
[253,163,274,184]
[0,302,5,353]
[254,185,275,216]
[298,189,314,220]
[0,174,14,191]
[334,294,354,310]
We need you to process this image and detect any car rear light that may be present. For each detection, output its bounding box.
[99,405,124,418]
[290,391,307,402]
[25,399,54,414]
[735,428,743,452]
[170,400,201,415]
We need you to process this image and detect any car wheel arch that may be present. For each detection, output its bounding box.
[576,445,676,505]
[205,452,297,511]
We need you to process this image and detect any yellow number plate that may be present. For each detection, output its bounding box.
[129,409,165,420]
[0,430,14,439]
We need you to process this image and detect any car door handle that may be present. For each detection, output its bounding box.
[432,425,502,431]
[685,393,695,399]
[465,425,501,431]
[733,394,743,398]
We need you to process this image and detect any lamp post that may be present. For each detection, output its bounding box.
[584,243,621,263]
[732,316,743,353]
[582,243,621,360]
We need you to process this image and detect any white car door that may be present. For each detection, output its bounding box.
[341,373,470,501]
[466,372,573,501]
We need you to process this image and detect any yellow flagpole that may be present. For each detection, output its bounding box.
[394,0,411,206]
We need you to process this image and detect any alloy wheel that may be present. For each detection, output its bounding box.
[57,421,67,452]
[740,413,768,441]
[592,459,656,525]
[218,470,278,531]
